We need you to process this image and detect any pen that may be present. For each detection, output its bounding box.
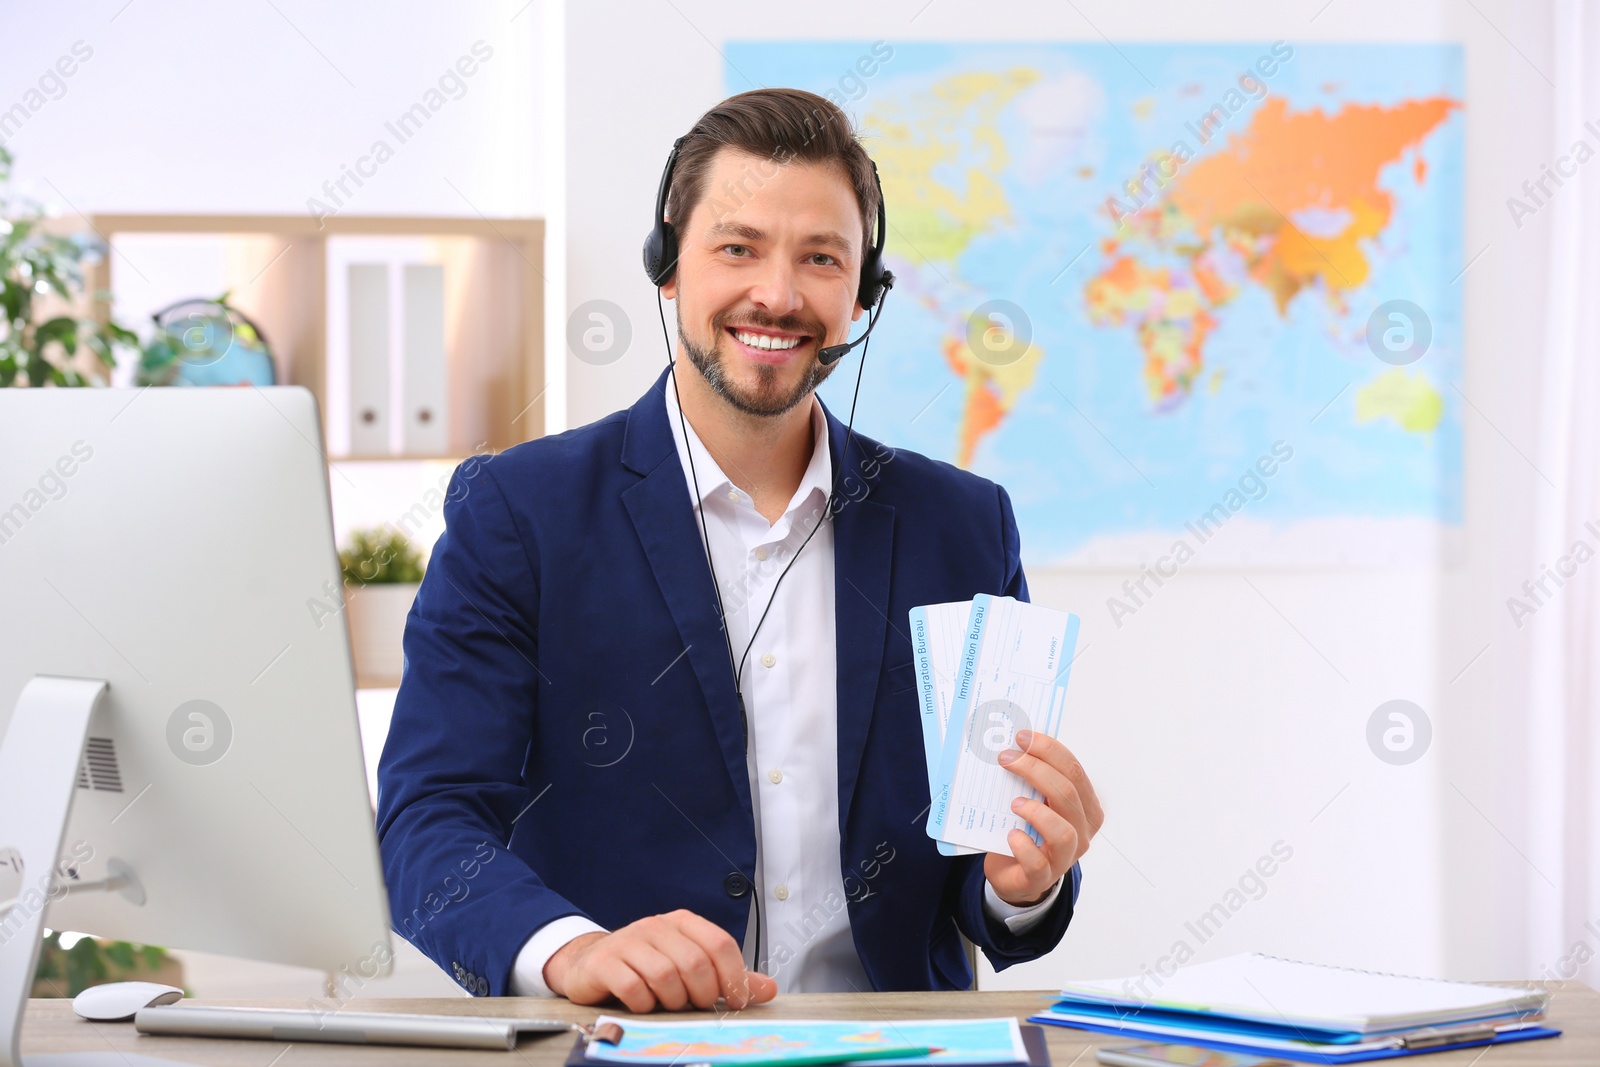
[686,1045,945,1067]
[1394,1025,1497,1049]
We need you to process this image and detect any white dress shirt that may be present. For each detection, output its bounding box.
[508,379,1059,996]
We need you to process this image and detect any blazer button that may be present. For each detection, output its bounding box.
[723,871,750,898]
[476,976,488,996]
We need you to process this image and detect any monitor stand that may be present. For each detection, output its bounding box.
[0,677,185,1067]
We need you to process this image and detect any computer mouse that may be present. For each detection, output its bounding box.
[71,981,184,1022]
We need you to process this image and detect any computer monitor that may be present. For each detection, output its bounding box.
[0,386,393,1066]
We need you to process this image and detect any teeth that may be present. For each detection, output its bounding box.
[733,329,802,351]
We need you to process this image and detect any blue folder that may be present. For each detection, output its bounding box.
[1028,1012,1561,1064]
[1040,997,1546,1046]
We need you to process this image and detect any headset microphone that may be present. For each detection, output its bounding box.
[817,271,895,366]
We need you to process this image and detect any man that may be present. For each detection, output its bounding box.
[376,87,1103,1013]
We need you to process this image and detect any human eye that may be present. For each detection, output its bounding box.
[722,244,750,258]
[810,252,838,267]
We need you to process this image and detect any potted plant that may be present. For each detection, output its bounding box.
[340,526,425,687]
[0,144,140,387]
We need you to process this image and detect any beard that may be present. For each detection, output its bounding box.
[680,309,834,418]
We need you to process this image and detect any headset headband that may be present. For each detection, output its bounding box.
[642,135,890,311]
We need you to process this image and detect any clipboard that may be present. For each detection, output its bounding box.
[567,1023,1053,1067]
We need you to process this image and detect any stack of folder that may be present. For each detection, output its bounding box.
[1028,953,1560,1063]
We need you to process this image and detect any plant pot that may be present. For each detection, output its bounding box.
[346,582,420,688]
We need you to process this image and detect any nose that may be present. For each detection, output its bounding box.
[746,255,802,319]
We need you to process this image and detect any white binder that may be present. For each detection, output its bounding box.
[401,263,448,455]
[347,263,390,456]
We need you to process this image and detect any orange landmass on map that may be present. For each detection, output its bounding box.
[1167,95,1459,311]
[1084,94,1459,408]
[943,334,1007,468]
[626,1035,805,1058]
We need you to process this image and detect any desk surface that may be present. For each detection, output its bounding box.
[23,984,1598,1066]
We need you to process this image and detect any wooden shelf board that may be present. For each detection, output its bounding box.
[91,214,542,241]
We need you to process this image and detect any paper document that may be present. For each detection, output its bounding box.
[927,595,1081,855]
[909,601,982,857]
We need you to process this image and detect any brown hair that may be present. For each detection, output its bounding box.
[665,88,880,263]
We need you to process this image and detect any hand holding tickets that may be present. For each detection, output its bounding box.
[911,595,1103,906]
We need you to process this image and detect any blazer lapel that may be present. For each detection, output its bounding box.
[825,406,895,831]
[621,369,754,817]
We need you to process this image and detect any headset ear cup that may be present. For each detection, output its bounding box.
[643,223,678,287]
[645,136,686,288]
[641,231,660,282]
[857,253,885,311]
[858,162,890,310]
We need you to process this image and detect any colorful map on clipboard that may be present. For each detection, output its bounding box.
[583,1017,1028,1065]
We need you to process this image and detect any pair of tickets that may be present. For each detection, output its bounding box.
[910,595,1082,857]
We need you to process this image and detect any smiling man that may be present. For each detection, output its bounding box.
[375,88,1103,1013]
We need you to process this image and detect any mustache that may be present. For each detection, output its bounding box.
[715,312,822,337]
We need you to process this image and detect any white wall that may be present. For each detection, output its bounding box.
[0,0,543,589]
[0,0,540,217]
[556,0,1565,987]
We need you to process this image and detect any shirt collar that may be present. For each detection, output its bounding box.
[663,373,833,521]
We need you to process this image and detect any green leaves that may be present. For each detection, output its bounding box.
[0,144,140,387]
[33,931,173,998]
[34,315,78,354]
[340,526,426,585]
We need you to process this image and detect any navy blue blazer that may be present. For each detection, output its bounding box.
[375,367,1079,997]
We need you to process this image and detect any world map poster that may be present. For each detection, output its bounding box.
[725,43,1465,566]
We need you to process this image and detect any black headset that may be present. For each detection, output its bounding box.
[642,135,894,324]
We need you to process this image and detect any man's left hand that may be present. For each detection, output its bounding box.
[984,730,1104,908]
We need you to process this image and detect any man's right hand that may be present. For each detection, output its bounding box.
[542,909,777,1012]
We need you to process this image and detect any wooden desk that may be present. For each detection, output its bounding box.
[21,984,1598,1066]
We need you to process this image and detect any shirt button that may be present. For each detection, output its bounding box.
[727,489,739,501]
[755,546,769,561]
[768,769,783,784]
[774,885,789,901]
[761,653,776,668]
